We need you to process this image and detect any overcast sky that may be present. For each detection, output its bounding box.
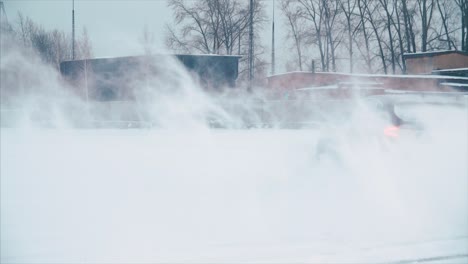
[4,0,289,73]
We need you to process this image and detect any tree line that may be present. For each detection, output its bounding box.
[2,1,466,78]
[280,0,467,74]
[165,0,269,84]
[166,0,467,76]
[1,12,93,70]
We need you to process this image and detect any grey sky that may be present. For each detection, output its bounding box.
[4,0,288,72]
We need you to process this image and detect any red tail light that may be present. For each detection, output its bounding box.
[384,125,400,138]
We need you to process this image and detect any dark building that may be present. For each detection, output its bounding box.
[60,54,241,101]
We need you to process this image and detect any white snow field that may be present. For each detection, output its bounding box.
[1,107,467,263]
[1,36,467,262]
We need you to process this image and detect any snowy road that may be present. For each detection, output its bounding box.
[1,126,467,263]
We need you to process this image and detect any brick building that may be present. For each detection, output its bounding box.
[266,50,468,96]
[403,50,468,75]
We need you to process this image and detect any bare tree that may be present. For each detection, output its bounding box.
[455,0,468,51]
[322,0,342,72]
[295,0,326,71]
[340,0,359,73]
[363,0,388,73]
[435,0,451,49]
[140,24,155,56]
[417,0,435,52]
[280,0,307,71]
[401,0,417,53]
[0,4,12,34]
[11,12,93,69]
[166,0,264,55]
[166,0,212,53]
[77,27,93,59]
[30,26,56,65]
[355,0,373,72]
[16,12,34,47]
[393,0,407,72]
[166,0,267,82]
[50,29,70,66]
[283,0,347,73]
[280,0,464,74]
[379,0,396,74]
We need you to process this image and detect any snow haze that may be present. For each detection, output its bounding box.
[1,27,468,263]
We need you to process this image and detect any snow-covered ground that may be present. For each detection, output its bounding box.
[1,111,467,263]
[2,28,467,263]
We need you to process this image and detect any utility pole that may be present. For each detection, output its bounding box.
[248,0,254,90]
[271,0,275,76]
[72,0,75,60]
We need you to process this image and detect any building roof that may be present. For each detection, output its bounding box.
[403,50,468,59]
[61,53,242,63]
[268,71,468,81]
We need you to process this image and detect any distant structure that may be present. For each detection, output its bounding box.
[267,50,468,94]
[60,54,241,101]
[267,71,468,93]
[403,50,468,75]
